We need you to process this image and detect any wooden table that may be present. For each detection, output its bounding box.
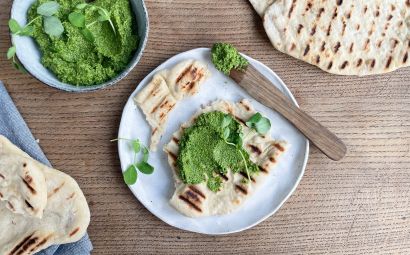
[1,1,409,254]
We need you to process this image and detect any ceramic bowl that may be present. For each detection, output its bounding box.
[10,0,149,92]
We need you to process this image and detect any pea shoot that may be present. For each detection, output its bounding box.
[68,3,117,42]
[246,112,271,135]
[111,138,154,185]
[221,115,251,182]
[7,1,63,71]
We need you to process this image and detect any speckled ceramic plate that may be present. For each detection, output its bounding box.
[10,0,149,92]
[117,48,309,235]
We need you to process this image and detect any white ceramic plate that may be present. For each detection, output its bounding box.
[118,48,309,235]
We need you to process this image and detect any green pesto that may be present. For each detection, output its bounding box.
[211,42,249,75]
[28,0,138,86]
[177,111,258,192]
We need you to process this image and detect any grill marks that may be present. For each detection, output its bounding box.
[404,53,408,63]
[178,186,207,212]
[356,58,363,67]
[189,186,205,199]
[9,233,43,255]
[0,173,5,179]
[334,42,341,53]
[340,61,349,69]
[288,0,297,18]
[248,144,262,155]
[178,195,202,212]
[297,24,303,34]
[48,182,65,198]
[69,227,80,237]
[303,44,310,56]
[235,185,248,195]
[21,177,36,194]
[336,0,343,6]
[385,56,392,69]
[25,200,34,210]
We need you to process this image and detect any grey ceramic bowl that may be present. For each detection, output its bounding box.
[10,0,149,92]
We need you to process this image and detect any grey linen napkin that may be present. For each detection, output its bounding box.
[0,82,92,255]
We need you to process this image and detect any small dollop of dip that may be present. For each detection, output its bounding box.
[177,111,258,192]
[28,0,138,86]
[211,42,249,75]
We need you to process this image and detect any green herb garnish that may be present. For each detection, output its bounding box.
[111,138,154,185]
[7,1,63,71]
[246,112,271,135]
[75,3,116,35]
[211,42,249,75]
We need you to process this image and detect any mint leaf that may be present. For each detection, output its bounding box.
[68,12,85,28]
[136,161,154,174]
[123,165,138,185]
[7,46,16,60]
[81,28,94,42]
[37,1,60,16]
[9,19,22,34]
[43,16,64,37]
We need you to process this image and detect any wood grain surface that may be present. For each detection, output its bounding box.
[1,0,409,254]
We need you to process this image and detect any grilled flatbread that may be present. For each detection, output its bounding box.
[0,153,47,218]
[0,136,90,255]
[249,0,275,16]
[135,60,210,151]
[261,0,410,75]
[164,100,287,217]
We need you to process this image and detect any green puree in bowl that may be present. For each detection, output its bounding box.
[28,0,138,86]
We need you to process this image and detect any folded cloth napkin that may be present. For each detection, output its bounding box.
[0,82,92,255]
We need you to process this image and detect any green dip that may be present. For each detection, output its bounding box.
[177,111,259,192]
[211,42,249,75]
[28,0,138,86]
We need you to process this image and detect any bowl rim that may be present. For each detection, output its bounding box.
[9,0,149,93]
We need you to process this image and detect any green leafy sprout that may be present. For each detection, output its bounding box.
[220,115,251,182]
[246,112,271,135]
[7,1,63,71]
[111,138,154,185]
[70,2,117,42]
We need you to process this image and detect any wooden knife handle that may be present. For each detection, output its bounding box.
[230,65,346,161]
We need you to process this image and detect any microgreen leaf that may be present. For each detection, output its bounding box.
[76,3,88,9]
[246,112,271,135]
[68,12,85,28]
[254,117,271,135]
[136,161,154,174]
[223,127,230,141]
[142,147,149,162]
[245,113,262,128]
[20,25,34,36]
[97,15,110,22]
[37,1,60,16]
[123,165,138,185]
[221,115,231,128]
[7,46,16,60]
[9,19,22,34]
[81,28,94,42]
[132,140,141,153]
[43,16,64,37]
